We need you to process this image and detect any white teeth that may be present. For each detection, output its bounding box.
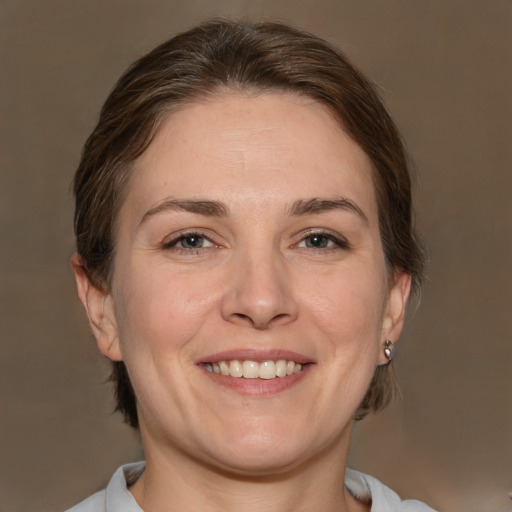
[219,361,230,376]
[229,360,243,378]
[242,360,259,379]
[204,359,306,379]
[276,359,287,377]
[259,360,276,379]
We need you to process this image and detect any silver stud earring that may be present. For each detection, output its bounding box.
[384,340,393,361]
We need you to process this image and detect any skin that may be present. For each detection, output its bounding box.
[73,92,410,512]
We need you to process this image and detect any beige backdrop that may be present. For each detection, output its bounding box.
[1,1,511,511]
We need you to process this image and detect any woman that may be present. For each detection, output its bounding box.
[68,19,434,512]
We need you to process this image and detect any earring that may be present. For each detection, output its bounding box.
[384,340,393,362]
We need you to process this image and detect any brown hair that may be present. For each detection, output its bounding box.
[74,19,425,427]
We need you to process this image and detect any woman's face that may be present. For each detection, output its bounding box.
[81,92,409,475]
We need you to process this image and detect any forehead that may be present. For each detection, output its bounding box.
[123,92,377,220]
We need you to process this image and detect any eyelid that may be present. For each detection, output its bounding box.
[295,229,349,249]
[161,229,217,249]
[160,228,348,251]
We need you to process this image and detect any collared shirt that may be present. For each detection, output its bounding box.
[65,462,437,512]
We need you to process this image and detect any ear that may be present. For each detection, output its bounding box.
[379,272,412,364]
[71,253,123,361]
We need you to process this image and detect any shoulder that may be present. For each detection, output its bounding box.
[64,462,145,512]
[65,489,106,512]
[345,468,438,512]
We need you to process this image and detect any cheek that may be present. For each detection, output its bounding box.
[302,267,386,348]
[112,261,222,359]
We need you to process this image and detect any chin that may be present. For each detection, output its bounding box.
[197,420,344,477]
[207,444,308,477]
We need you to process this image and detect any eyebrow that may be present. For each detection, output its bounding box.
[140,198,228,224]
[140,196,368,225]
[288,197,369,224]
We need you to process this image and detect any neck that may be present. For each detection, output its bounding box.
[130,424,368,512]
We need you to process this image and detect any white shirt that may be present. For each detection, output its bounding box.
[66,462,437,512]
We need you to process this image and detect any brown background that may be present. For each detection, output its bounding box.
[1,1,511,511]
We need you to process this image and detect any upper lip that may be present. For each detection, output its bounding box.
[196,349,314,365]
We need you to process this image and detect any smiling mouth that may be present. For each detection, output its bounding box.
[201,359,305,380]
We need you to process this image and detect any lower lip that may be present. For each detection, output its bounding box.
[199,364,313,396]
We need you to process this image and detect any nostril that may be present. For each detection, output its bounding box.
[230,311,292,330]
[230,313,259,328]
[220,273,299,329]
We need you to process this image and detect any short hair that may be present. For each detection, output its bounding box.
[74,19,425,427]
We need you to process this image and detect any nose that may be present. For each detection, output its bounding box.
[221,249,298,329]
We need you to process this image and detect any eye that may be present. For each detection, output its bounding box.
[297,232,348,250]
[163,232,215,251]
[178,234,211,249]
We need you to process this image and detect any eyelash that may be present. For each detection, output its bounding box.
[296,230,349,251]
[161,231,215,254]
[161,229,349,255]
